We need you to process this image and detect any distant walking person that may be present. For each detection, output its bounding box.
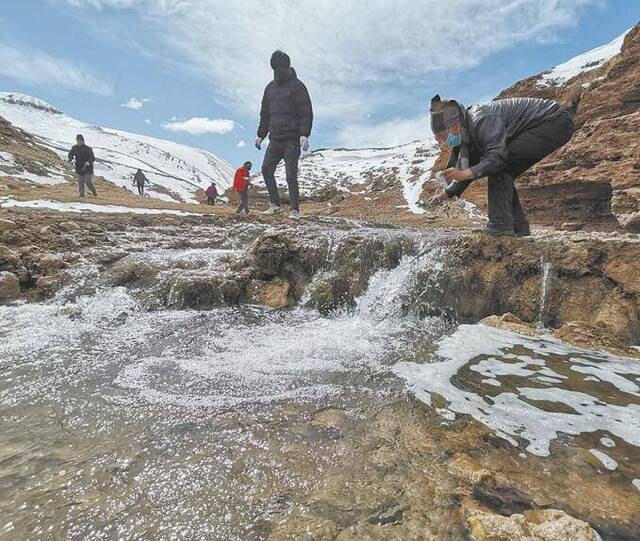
[255,50,313,220]
[427,96,574,236]
[205,183,219,205]
[68,134,97,197]
[133,169,149,196]
[233,161,252,215]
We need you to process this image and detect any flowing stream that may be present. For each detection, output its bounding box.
[1,225,639,540]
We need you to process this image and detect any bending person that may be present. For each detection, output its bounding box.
[428,96,574,236]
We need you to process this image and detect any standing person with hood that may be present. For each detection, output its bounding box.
[68,134,97,197]
[255,50,313,220]
[233,161,252,215]
[205,182,219,205]
[427,95,574,236]
[133,169,149,196]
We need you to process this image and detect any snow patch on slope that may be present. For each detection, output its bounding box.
[0,150,67,185]
[538,28,630,87]
[0,93,233,203]
[0,196,200,216]
[254,139,440,214]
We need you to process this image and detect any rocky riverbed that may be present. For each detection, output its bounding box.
[1,207,640,540]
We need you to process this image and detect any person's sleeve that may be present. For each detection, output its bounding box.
[257,87,270,139]
[68,147,74,161]
[295,83,313,137]
[468,115,508,178]
[88,148,96,164]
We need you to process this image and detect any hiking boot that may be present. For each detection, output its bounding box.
[514,221,531,237]
[481,223,515,237]
[289,210,300,221]
[263,204,283,215]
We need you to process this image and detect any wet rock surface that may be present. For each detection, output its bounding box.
[0,269,19,300]
[0,207,639,540]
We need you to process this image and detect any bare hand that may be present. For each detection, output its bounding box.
[427,190,449,206]
[443,168,473,182]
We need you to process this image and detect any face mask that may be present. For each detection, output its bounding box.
[445,132,462,147]
[274,68,289,84]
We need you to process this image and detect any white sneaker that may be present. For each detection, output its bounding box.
[289,210,300,220]
[263,204,283,215]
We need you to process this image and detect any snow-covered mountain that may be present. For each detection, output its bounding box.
[537,28,631,87]
[253,139,440,213]
[0,93,233,203]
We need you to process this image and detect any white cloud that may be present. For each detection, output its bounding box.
[144,118,152,124]
[56,0,597,121]
[122,97,150,109]
[338,116,431,149]
[161,116,235,135]
[0,41,113,96]
[236,139,246,148]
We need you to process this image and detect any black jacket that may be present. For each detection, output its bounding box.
[445,98,569,197]
[68,144,95,174]
[134,170,148,185]
[257,68,313,141]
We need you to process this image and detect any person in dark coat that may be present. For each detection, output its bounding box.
[68,134,97,197]
[255,50,313,220]
[133,169,149,196]
[205,182,218,205]
[427,96,574,236]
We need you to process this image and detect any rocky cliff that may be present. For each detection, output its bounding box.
[428,24,640,232]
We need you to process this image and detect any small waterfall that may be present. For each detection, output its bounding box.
[537,258,553,329]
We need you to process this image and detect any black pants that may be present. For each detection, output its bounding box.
[137,183,145,196]
[488,112,574,229]
[262,139,301,212]
[207,196,216,205]
[235,189,249,214]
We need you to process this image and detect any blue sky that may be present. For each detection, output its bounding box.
[0,1,637,166]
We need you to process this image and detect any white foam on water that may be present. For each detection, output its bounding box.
[600,437,616,448]
[589,449,618,471]
[116,248,448,408]
[394,324,640,456]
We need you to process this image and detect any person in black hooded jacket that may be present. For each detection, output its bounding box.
[255,50,313,220]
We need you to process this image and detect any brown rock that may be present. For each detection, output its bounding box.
[560,222,583,232]
[604,252,640,295]
[0,271,20,300]
[35,275,61,293]
[480,313,538,336]
[447,454,495,486]
[260,279,291,309]
[0,218,17,232]
[553,321,640,358]
[311,408,352,430]
[594,289,640,344]
[465,508,599,541]
[0,244,20,269]
[39,253,67,272]
[59,221,80,232]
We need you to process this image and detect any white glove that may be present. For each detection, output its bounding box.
[254,137,263,150]
[300,136,309,152]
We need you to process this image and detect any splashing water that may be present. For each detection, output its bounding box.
[537,259,554,329]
